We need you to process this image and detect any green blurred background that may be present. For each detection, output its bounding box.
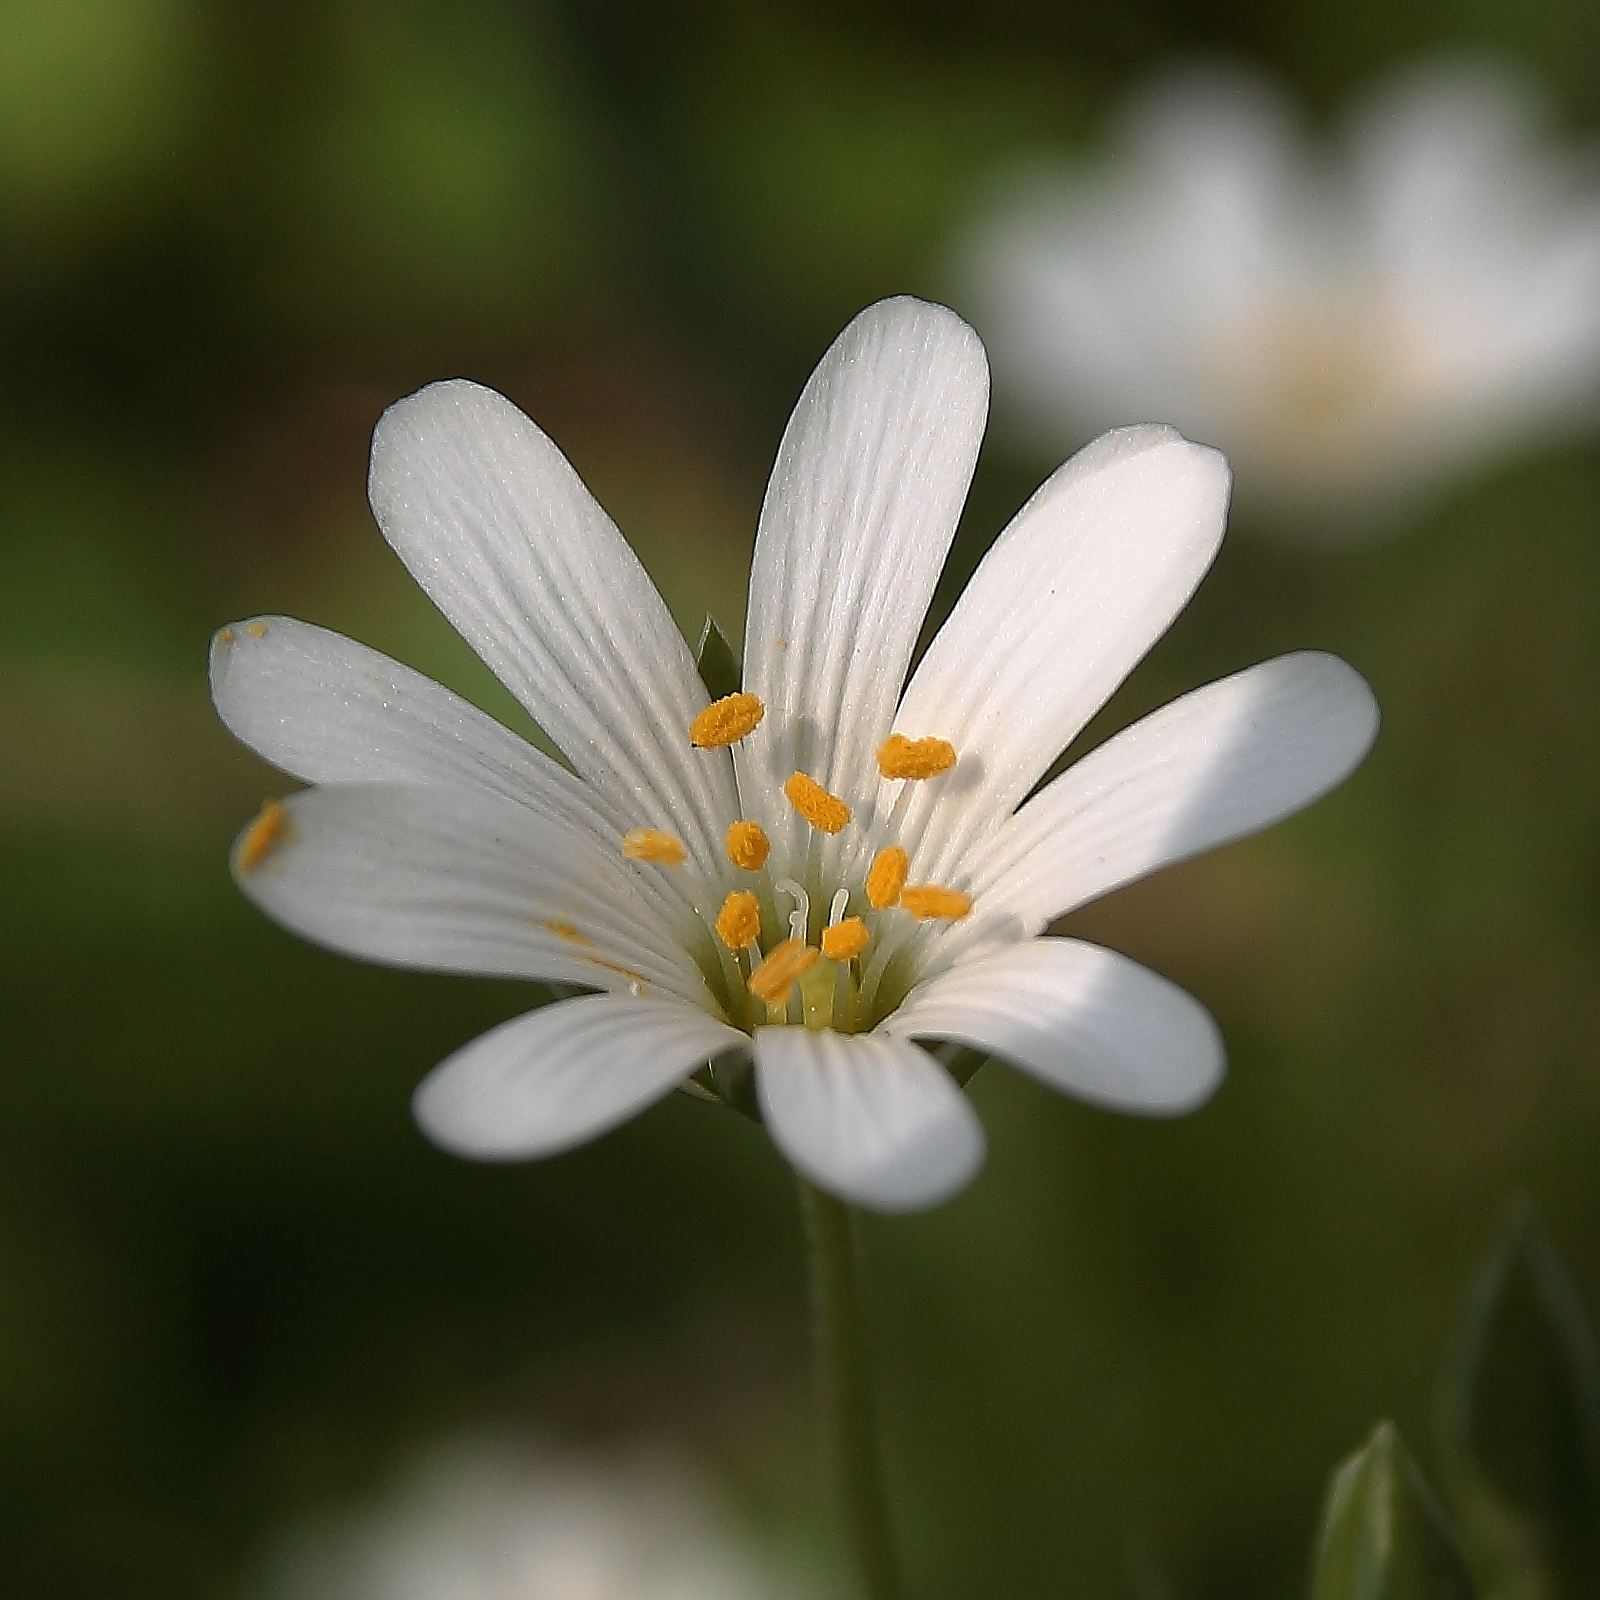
[5,1,1600,1596]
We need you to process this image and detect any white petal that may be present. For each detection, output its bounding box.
[891,426,1231,886]
[960,64,1302,450]
[941,652,1377,959]
[413,993,747,1161]
[888,938,1224,1115]
[209,616,623,837]
[737,297,989,884]
[210,616,702,943]
[753,1028,984,1212]
[233,783,712,1006]
[368,380,740,880]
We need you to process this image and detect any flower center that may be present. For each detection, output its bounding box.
[604,690,973,1034]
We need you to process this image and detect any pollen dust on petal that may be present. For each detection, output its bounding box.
[725,819,771,870]
[234,798,292,874]
[215,627,235,645]
[543,920,593,948]
[688,692,765,748]
[748,938,819,1004]
[865,845,908,909]
[899,884,972,921]
[246,620,268,638]
[621,827,686,865]
[877,733,956,780]
[821,917,869,962]
[588,956,649,989]
[715,890,761,949]
[784,771,850,833]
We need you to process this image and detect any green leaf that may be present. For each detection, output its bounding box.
[1438,1199,1600,1589]
[695,615,742,701]
[1311,1422,1478,1600]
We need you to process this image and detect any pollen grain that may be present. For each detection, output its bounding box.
[865,845,909,909]
[877,733,956,780]
[234,798,291,875]
[715,890,761,950]
[725,818,771,870]
[688,692,765,748]
[784,771,850,833]
[621,827,686,865]
[899,884,972,921]
[821,917,869,962]
[246,620,268,639]
[748,938,820,1005]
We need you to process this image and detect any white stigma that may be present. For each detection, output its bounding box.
[776,878,811,943]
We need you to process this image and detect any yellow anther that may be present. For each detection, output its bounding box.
[725,818,771,871]
[821,917,869,962]
[877,733,956,780]
[688,692,765,748]
[216,626,235,645]
[234,798,291,875]
[715,890,761,950]
[784,771,850,833]
[246,620,268,638]
[748,938,820,1005]
[865,845,909,909]
[899,884,972,921]
[621,827,686,865]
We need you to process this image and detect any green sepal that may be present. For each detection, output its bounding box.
[929,1040,990,1089]
[708,1051,762,1123]
[678,1069,723,1105]
[695,615,742,701]
[1438,1199,1600,1589]
[681,1055,763,1123]
[1311,1421,1478,1600]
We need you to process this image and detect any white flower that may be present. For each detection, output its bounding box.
[211,296,1377,1212]
[959,58,1600,531]
[251,1439,830,1600]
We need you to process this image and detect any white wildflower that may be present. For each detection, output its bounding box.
[212,296,1376,1212]
[959,59,1600,532]
[251,1440,828,1600]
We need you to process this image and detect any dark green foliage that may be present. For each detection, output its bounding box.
[1440,1203,1600,1598]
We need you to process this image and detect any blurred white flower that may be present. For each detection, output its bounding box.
[960,58,1600,532]
[212,296,1376,1213]
[253,1440,829,1600]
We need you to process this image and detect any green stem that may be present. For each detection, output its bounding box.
[800,1179,905,1600]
